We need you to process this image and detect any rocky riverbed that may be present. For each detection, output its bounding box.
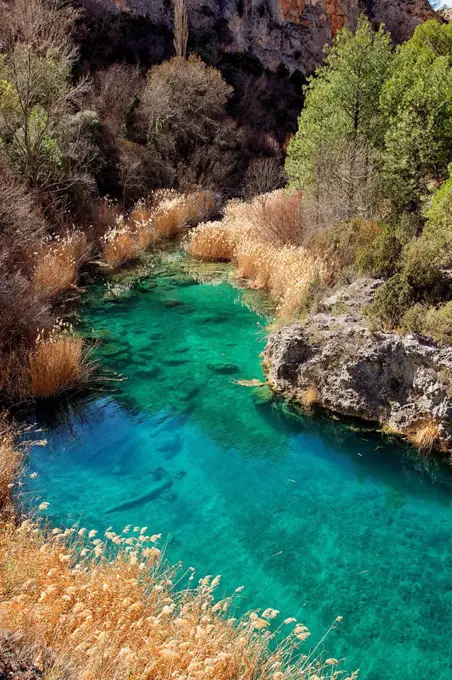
[264,278,452,453]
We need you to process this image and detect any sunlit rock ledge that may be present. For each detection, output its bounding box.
[264,278,452,454]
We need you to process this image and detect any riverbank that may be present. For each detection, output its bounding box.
[184,194,452,456]
[263,279,452,454]
[15,260,452,680]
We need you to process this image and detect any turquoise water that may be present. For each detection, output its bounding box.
[24,256,452,680]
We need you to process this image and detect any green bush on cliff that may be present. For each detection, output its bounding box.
[402,302,452,345]
[286,15,393,221]
[424,173,452,265]
[368,274,415,327]
[380,20,452,211]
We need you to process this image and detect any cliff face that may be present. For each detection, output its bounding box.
[93,0,437,74]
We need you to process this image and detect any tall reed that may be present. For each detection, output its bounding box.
[33,232,88,299]
[28,327,94,399]
[0,517,355,680]
[101,216,144,269]
[0,418,22,509]
[152,190,216,238]
[407,419,440,453]
[185,192,329,319]
[186,221,240,261]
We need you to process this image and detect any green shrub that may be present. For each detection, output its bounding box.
[401,303,427,335]
[368,273,414,326]
[424,175,452,266]
[310,218,381,276]
[402,236,446,296]
[403,301,452,345]
[357,225,402,278]
[424,303,452,345]
[357,213,419,279]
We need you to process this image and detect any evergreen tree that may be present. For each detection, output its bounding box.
[381,20,452,212]
[286,15,393,220]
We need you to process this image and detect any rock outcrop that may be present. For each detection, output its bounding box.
[89,0,438,74]
[263,279,452,453]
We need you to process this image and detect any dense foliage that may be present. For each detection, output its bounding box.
[0,0,287,404]
[287,17,452,342]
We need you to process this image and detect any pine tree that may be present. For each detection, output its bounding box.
[286,14,393,215]
[381,20,452,211]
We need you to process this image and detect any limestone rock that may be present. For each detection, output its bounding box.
[87,0,438,74]
[264,279,452,453]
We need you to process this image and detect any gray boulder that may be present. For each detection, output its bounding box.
[264,280,452,453]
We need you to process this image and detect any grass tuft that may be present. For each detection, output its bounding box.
[101,216,144,269]
[33,232,88,299]
[153,189,216,238]
[185,192,329,320]
[186,221,239,261]
[300,385,319,411]
[28,327,94,399]
[0,418,22,510]
[407,420,440,453]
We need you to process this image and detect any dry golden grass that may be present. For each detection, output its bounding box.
[254,191,306,247]
[100,192,216,268]
[185,194,329,320]
[0,422,354,679]
[407,420,440,453]
[33,232,88,299]
[152,195,185,238]
[0,418,22,510]
[186,221,240,261]
[184,190,216,225]
[101,217,144,269]
[152,190,215,238]
[0,515,354,680]
[29,329,94,399]
[299,386,319,411]
[129,202,154,226]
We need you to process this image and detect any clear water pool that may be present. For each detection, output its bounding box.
[25,258,452,680]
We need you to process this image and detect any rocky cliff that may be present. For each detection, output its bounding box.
[90,0,437,73]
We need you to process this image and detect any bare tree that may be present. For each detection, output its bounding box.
[0,0,90,194]
[173,0,188,59]
[92,64,143,137]
[118,142,148,209]
[0,0,80,60]
[304,136,380,233]
[253,190,308,247]
[243,157,287,199]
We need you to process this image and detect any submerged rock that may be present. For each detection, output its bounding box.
[179,386,201,402]
[163,358,188,366]
[251,385,274,406]
[161,298,184,308]
[199,314,229,324]
[102,342,129,357]
[264,279,452,453]
[135,367,161,380]
[168,275,198,287]
[207,362,240,374]
[156,433,182,457]
[135,279,157,292]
